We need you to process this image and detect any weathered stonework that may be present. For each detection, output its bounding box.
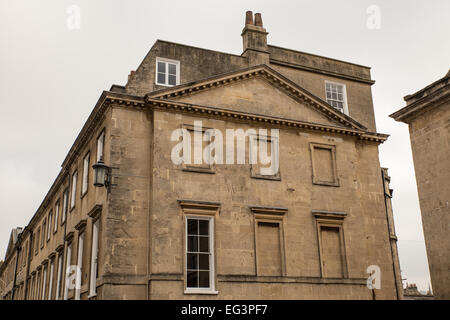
[1,12,402,300]
[390,70,450,300]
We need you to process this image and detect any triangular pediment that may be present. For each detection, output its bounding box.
[147,65,367,130]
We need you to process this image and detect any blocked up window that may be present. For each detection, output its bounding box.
[320,226,344,278]
[250,134,280,180]
[181,124,214,173]
[256,222,282,276]
[310,143,339,186]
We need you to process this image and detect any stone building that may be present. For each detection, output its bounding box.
[1,12,403,300]
[403,283,434,300]
[390,70,450,300]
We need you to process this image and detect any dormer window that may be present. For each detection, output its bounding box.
[325,81,348,115]
[156,57,180,87]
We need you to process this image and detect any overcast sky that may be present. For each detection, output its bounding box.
[1,0,448,293]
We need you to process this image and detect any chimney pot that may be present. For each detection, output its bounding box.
[254,13,263,27]
[245,11,254,25]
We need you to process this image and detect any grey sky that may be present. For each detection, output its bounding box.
[1,0,448,292]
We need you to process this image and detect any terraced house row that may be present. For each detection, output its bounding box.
[0,127,105,300]
[1,12,403,299]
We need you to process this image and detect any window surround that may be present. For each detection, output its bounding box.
[70,171,78,211]
[249,205,287,276]
[309,142,340,187]
[181,124,215,174]
[324,80,349,115]
[41,219,46,249]
[63,237,73,300]
[75,230,85,300]
[41,263,48,300]
[55,247,64,300]
[179,200,220,295]
[47,211,52,242]
[88,217,100,298]
[155,57,180,87]
[35,228,40,255]
[96,129,105,162]
[61,189,69,225]
[249,133,281,181]
[47,257,55,300]
[54,200,60,234]
[312,210,348,279]
[81,152,90,197]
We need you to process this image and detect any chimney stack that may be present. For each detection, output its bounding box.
[245,11,254,25]
[254,13,263,27]
[241,11,269,66]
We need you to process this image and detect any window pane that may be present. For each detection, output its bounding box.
[187,236,198,252]
[97,132,104,162]
[198,271,209,288]
[337,86,343,93]
[326,91,331,99]
[168,74,176,86]
[168,63,176,75]
[332,92,337,100]
[157,72,165,84]
[157,62,166,73]
[199,237,209,252]
[198,254,209,270]
[187,253,198,269]
[187,219,198,235]
[187,271,197,288]
[199,220,209,235]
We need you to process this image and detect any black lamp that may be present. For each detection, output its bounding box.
[92,157,110,189]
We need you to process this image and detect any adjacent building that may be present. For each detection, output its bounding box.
[0,12,403,300]
[390,70,450,300]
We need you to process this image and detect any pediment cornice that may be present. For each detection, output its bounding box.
[147,65,367,131]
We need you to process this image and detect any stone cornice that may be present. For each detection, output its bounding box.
[177,200,221,211]
[143,98,388,143]
[147,65,368,131]
[390,81,450,123]
[249,205,288,215]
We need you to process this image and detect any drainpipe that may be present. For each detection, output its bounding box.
[381,168,402,300]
